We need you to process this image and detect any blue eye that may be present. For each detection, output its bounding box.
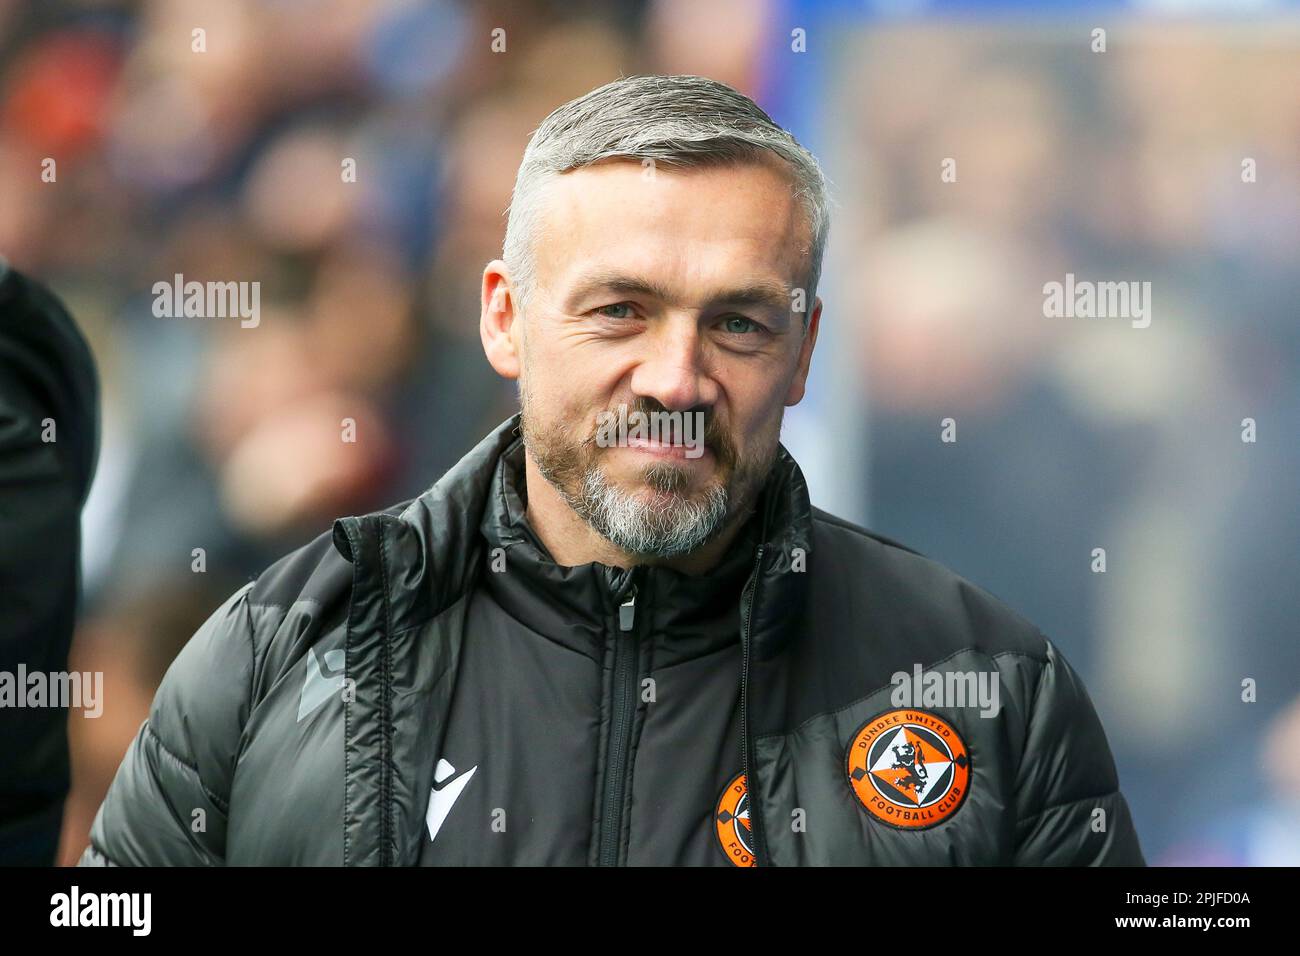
[596,303,634,319]
[722,315,759,334]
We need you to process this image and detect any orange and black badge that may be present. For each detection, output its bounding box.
[846,708,970,829]
[714,772,755,867]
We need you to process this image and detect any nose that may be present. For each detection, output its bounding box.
[627,318,718,411]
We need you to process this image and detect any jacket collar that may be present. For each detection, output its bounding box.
[479,434,760,663]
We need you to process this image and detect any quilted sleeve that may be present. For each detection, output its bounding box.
[78,584,258,866]
[1012,637,1146,866]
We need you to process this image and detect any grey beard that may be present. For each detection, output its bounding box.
[570,463,730,559]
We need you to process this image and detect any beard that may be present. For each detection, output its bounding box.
[519,389,778,560]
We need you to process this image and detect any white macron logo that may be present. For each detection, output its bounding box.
[426,758,476,842]
[297,647,345,722]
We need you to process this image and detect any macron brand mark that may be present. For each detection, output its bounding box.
[297,647,345,722]
[426,758,477,842]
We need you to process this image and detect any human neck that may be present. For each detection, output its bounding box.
[521,451,752,575]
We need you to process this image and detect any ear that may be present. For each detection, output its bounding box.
[480,260,521,380]
[785,295,822,406]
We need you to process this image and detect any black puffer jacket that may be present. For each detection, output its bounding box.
[0,264,99,865]
[81,415,1144,866]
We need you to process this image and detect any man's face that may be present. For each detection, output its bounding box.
[502,156,820,559]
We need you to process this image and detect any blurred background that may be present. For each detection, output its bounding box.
[0,0,1295,866]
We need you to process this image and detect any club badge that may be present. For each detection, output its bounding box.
[714,772,755,866]
[847,709,970,829]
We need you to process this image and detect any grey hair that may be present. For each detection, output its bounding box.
[502,74,831,321]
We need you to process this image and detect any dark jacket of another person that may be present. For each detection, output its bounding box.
[0,263,100,865]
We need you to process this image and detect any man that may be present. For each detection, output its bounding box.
[0,262,100,864]
[81,75,1143,866]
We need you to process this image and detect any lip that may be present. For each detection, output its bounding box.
[620,437,711,461]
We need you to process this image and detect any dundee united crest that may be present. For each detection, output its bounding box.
[846,709,970,829]
[714,772,755,867]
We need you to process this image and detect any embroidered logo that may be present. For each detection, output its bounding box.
[847,709,970,829]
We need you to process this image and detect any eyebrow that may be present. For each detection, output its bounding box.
[562,269,792,315]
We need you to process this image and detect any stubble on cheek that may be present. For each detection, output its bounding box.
[518,372,598,496]
[722,404,787,521]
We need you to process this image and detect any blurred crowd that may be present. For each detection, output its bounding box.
[0,0,1294,865]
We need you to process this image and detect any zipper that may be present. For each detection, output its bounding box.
[597,572,641,866]
[739,544,766,866]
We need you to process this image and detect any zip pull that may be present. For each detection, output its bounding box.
[619,586,637,631]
